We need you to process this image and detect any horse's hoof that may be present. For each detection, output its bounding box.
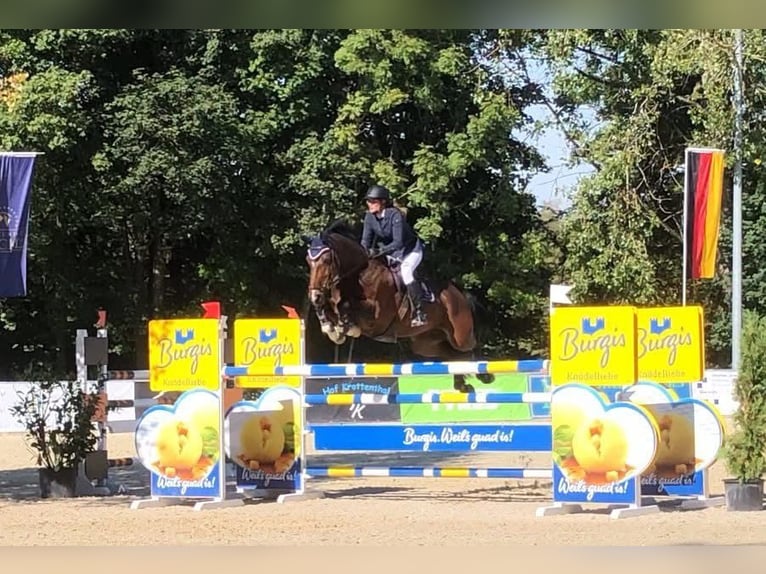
[455,382,474,394]
[347,325,361,338]
[328,332,346,345]
[329,328,347,345]
[334,325,347,337]
[478,373,495,385]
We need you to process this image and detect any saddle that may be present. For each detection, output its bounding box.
[384,259,437,320]
[387,263,435,301]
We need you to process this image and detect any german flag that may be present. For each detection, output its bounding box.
[685,148,725,279]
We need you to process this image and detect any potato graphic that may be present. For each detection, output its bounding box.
[264,401,296,428]
[156,419,204,470]
[239,414,285,464]
[552,401,587,434]
[571,417,629,475]
[653,413,695,472]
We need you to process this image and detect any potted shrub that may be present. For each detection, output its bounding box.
[10,363,102,499]
[721,309,766,511]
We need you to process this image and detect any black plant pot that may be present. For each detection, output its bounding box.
[38,466,78,499]
[723,478,764,511]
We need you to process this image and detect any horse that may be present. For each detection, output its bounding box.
[304,219,495,393]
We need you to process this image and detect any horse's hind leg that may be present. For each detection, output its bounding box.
[453,351,495,392]
[453,374,474,394]
[410,333,474,393]
[474,369,494,386]
[440,286,496,388]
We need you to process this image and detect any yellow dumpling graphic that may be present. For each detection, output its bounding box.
[653,413,696,474]
[156,419,204,471]
[572,417,629,475]
[552,401,587,437]
[240,414,285,464]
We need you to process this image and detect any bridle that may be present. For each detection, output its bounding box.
[307,236,368,295]
[307,246,341,295]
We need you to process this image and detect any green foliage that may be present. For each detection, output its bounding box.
[200,426,220,461]
[9,363,101,471]
[541,29,751,365]
[11,28,766,375]
[552,423,574,465]
[722,310,766,482]
[0,29,554,375]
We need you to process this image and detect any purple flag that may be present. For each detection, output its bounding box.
[0,153,37,297]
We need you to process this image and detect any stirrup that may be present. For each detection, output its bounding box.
[410,312,427,327]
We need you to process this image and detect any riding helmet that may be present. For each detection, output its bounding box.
[366,184,391,201]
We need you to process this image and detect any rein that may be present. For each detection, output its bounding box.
[327,242,368,288]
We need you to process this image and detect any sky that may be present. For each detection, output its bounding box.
[514,56,598,211]
[524,114,596,210]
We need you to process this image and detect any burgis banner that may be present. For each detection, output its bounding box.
[233,318,302,388]
[636,306,705,384]
[0,152,37,297]
[134,388,223,499]
[148,318,221,392]
[224,386,304,495]
[549,305,638,387]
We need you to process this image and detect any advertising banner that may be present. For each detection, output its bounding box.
[636,306,705,384]
[397,373,539,423]
[233,318,302,388]
[620,381,725,498]
[550,383,659,506]
[312,423,552,452]
[134,388,223,499]
[147,318,221,392]
[224,386,303,495]
[304,376,401,423]
[550,306,638,387]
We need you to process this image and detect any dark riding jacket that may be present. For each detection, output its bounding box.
[361,207,419,261]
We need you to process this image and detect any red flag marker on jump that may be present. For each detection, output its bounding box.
[201,301,221,318]
[281,305,299,319]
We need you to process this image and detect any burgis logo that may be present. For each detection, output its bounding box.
[240,327,296,368]
[637,317,693,367]
[557,316,627,369]
[155,328,213,375]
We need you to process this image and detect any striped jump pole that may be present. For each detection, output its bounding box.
[108,457,136,468]
[305,466,553,479]
[107,369,149,381]
[303,391,551,405]
[107,397,176,409]
[224,358,548,379]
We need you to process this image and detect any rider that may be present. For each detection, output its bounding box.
[360,184,428,327]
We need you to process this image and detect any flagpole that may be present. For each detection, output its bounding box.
[732,28,744,371]
[682,147,689,306]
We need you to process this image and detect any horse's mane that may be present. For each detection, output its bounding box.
[319,218,369,279]
[320,219,359,243]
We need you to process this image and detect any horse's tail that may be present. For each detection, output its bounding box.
[463,290,492,349]
[464,290,485,316]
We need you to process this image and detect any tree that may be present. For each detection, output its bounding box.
[540,29,748,366]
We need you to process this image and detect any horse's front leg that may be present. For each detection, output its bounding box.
[328,288,360,339]
[310,291,346,345]
[322,306,347,345]
[313,301,334,335]
[337,299,361,338]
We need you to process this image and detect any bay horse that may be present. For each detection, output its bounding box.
[304,220,495,393]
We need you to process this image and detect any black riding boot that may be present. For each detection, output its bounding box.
[407,282,428,327]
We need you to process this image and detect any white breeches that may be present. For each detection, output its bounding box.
[398,241,423,285]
